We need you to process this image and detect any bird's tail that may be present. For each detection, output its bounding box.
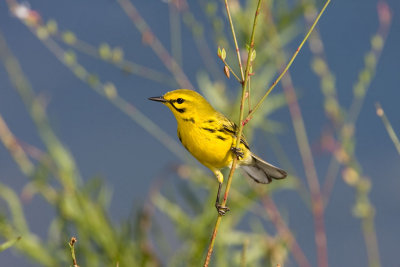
[241,153,287,184]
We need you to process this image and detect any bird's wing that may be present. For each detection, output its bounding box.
[216,113,249,149]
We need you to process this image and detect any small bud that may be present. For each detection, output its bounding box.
[99,43,111,60]
[69,237,77,246]
[377,1,391,26]
[250,49,256,62]
[217,46,222,58]
[36,26,48,40]
[376,107,383,117]
[248,65,253,75]
[342,167,359,185]
[46,20,58,34]
[87,74,99,87]
[223,66,230,78]
[104,83,118,99]
[63,31,77,45]
[111,47,124,63]
[64,51,76,65]
[221,48,226,60]
[371,35,383,51]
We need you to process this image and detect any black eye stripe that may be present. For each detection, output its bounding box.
[169,101,186,113]
[176,98,184,104]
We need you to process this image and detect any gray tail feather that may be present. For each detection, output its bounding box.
[241,153,287,184]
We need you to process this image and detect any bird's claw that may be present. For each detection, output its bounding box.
[231,147,244,159]
[215,203,230,216]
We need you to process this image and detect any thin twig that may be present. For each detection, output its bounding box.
[221,58,242,82]
[224,0,245,81]
[203,1,263,266]
[0,114,35,176]
[260,3,329,264]
[117,0,194,90]
[282,73,329,267]
[375,103,400,155]
[244,0,331,125]
[0,236,21,252]
[262,195,311,267]
[322,1,392,205]
[69,237,79,267]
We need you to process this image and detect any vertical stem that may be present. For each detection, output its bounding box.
[283,75,328,267]
[224,0,245,81]
[203,1,263,266]
[362,215,381,267]
[262,195,311,267]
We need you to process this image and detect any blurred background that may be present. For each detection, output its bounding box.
[0,0,399,266]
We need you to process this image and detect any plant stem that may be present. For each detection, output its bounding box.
[0,114,35,176]
[244,0,331,124]
[375,103,400,155]
[222,58,242,82]
[282,74,328,267]
[262,195,311,267]
[203,1,263,266]
[0,236,21,253]
[117,0,194,90]
[69,237,79,267]
[224,0,245,81]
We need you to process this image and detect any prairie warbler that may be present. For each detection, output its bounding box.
[149,89,286,215]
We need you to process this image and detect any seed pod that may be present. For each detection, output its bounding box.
[223,66,230,78]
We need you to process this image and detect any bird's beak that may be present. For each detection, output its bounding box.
[148,96,167,103]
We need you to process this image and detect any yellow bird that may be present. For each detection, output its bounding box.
[149,89,286,215]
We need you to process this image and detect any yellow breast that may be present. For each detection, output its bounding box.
[177,114,250,171]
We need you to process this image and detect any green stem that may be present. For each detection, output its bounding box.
[224,0,245,81]
[245,0,331,124]
[222,58,242,82]
[69,237,78,267]
[375,103,400,155]
[203,1,263,266]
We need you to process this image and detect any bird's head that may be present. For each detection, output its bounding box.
[149,89,215,120]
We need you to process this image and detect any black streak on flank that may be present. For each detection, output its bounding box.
[240,138,249,149]
[183,117,195,123]
[217,135,227,141]
[222,125,236,135]
[202,127,216,133]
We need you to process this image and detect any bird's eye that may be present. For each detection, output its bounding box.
[176,98,185,104]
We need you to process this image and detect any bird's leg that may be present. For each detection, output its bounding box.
[231,146,244,159]
[215,182,230,216]
[214,171,229,216]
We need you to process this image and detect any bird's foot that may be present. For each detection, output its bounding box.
[215,203,230,216]
[231,147,244,159]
